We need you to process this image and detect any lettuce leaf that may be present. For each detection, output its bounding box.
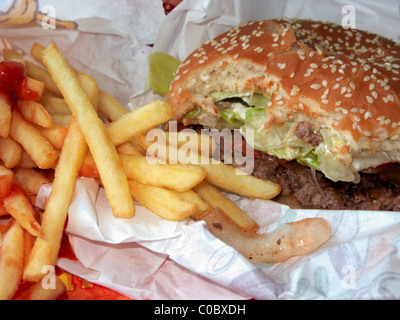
[148,51,181,95]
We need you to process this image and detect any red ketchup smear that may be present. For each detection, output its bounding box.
[0,60,39,108]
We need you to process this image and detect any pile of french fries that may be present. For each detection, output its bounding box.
[0,41,284,300]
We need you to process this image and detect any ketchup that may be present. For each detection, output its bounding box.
[0,61,39,107]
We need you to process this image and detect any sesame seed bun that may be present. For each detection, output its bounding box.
[168,18,400,181]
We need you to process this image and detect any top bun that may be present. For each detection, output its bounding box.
[168,18,400,159]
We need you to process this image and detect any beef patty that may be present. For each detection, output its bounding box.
[250,153,400,211]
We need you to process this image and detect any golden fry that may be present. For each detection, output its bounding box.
[0,220,24,300]
[23,118,87,281]
[41,42,134,218]
[3,185,45,238]
[16,100,54,128]
[2,48,26,67]
[128,180,198,221]
[193,181,259,232]
[106,100,173,146]
[121,154,205,192]
[25,61,62,97]
[98,89,128,122]
[39,94,71,114]
[78,73,99,110]
[0,91,12,138]
[0,136,22,168]
[137,133,281,200]
[15,168,50,195]
[9,110,58,169]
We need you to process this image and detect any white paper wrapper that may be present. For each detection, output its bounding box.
[3,0,400,300]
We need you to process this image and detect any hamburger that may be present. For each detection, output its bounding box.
[165,18,400,211]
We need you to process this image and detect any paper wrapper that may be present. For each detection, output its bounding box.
[2,0,400,300]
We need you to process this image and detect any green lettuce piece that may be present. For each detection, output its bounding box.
[241,121,313,161]
[245,107,266,123]
[297,151,320,169]
[148,51,181,95]
[211,91,271,109]
[184,107,203,119]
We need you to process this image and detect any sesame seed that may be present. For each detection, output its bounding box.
[322,99,329,104]
[290,72,295,78]
[310,84,321,90]
[298,103,304,110]
[310,63,318,68]
[371,91,378,99]
[388,94,395,101]
[350,108,358,113]
[277,63,286,70]
[366,96,374,103]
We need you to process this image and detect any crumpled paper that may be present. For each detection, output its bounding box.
[3,0,400,300]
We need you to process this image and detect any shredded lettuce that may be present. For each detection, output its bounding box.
[183,107,203,119]
[148,52,181,95]
[211,91,271,109]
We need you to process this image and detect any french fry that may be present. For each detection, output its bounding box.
[16,276,66,300]
[0,220,24,300]
[193,181,259,232]
[137,133,281,200]
[41,42,134,218]
[50,113,72,127]
[79,153,206,192]
[128,180,198,221]
[98,89,128,122]
[35,124,67,150]
[106,100,174,146]
[23,118,87,282]
[164,131,216,158]
[0,90,12,138]
[15,150,37,169]
[0,136,23,168]
[18,76,45,100]
[3,184,45,238]
[25,61,62,97]
[121,154,206,192]
[9,110,58,169]
[15,168,50,195]
[2,48,26,67]
[0,165,15,198]
[171,189,211,219]
[116,141,143,156]
[39,94,71,114]
[30,42,46,65]
[78,73,99,110]
[0,200,7,216]
[16,100,54,128]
